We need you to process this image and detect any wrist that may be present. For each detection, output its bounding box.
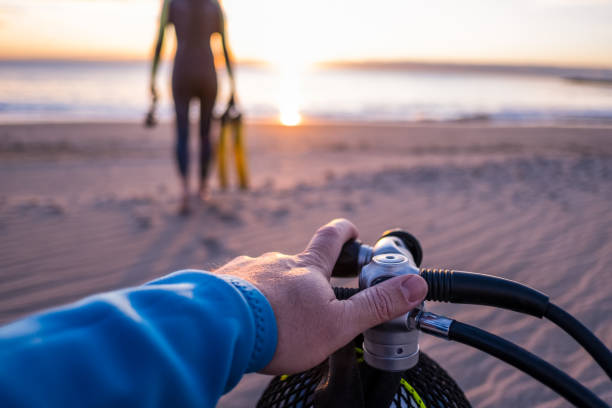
[218,275,278,372]
[146,270,278,372]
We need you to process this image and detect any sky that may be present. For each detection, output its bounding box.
[0,0,611,67]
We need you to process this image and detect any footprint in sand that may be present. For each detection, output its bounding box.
[130,205,158,230]
[271,206,290,218]
[341,201,355,213]
[134,213,154,230]
[14,198,66,217]
[207,203,243,225]
[41,202,66,216]
[201,236,223,252]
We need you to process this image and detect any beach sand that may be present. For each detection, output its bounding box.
[1,121,611,407]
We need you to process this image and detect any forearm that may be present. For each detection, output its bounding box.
[221,34,236,96]
[151,41,163,86]
[150,0,170,90]
[0,270,277,407]
[217,2,236,97]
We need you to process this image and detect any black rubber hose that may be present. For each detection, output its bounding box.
[333,287,609,406]
[331,239,364,277]
[335,270,550,318]
[333,286,359,300]
[448,321,609,408]
[419,269,612,378]
[544,303,612,381]
[420,269,550,317]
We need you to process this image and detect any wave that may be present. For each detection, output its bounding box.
[2,102,612,126]
[298,107,612,125]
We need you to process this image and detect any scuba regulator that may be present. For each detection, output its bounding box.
[334,231,425,372]
[258,228,612,408]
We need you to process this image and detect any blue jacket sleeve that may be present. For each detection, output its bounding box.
[0,270,277,408]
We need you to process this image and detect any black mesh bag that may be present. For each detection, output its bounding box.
[257,335,471,408]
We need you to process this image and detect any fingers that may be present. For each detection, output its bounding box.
[150,85,158,101]
[297,219,358,277]
[333,275,428,344]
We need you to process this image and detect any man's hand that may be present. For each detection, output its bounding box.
[149,82,158,103]
[214,219,428,374]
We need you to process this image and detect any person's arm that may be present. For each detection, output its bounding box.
[150,0,171,103]
[216,1,237,102]
[0,271,277,407]
[0,219,428,406]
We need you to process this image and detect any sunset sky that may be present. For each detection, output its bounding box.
[0,0,611,67]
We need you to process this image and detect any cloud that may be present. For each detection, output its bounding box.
[0,3,23,14]
[539,0,612,5]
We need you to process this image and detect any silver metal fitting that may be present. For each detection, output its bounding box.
[359,250,422,372]
[363,313,420,371]
[415,310,453,340]
[359,253,420,289]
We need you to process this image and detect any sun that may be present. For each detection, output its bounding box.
[280,110,302,127]
[270,48,308,127]
[276,62,304,127]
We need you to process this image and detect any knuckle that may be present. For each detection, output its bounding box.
[367,286,395,322]
[277,254,297,269]
[296,250,326,269]
[332,217,350,226]
[331,218,357,235]
[261,252,297,269]
[217,255,253,272]
[232,255,253,264]
[317,225,342,242]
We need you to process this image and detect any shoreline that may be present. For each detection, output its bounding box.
[2,118,612,129]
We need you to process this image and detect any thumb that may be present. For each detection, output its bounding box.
[340,275,428,337]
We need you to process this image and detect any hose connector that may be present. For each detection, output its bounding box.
[414,310,453,340]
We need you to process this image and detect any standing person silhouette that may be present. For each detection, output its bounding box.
[149,0,236,214]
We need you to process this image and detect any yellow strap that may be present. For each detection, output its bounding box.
[217,122,229,189]
[400,378,427,408]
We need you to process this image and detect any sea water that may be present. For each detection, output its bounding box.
[1,60,611,124]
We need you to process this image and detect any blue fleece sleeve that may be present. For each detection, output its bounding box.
[0,270,277,408]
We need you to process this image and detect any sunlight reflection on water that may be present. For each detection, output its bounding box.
[1,60,612,125]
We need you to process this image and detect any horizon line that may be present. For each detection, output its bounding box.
[1,57,611,72]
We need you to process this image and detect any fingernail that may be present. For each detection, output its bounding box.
[401,275,428,303]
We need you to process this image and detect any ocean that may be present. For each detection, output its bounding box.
[1,60,612,125]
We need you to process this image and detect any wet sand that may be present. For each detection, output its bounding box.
[0,121,611,407]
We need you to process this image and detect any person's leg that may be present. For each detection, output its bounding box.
[174,97,191,213]
[198,87,217,200]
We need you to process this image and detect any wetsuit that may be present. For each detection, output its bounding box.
[165,0,223,183]
[0,270,278,407]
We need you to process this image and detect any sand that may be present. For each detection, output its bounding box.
[0,121,611,407]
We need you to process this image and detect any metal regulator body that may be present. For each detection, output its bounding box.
[356,231,424,372]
